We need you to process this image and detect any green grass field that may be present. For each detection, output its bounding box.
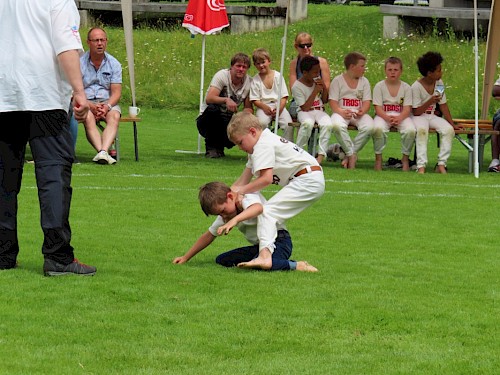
[1,3,499,374]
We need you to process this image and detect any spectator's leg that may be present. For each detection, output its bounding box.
[29,110,75,265]
[100,109,121,152]
[413,115,430,173]
[429,116,454,173]
[0,112,29,269]
[373,116,390,171]
[490,113,500,170]
[296,111,315,152]
[82,111,103,152]
[316,111,334,164]
[399,117,416,171]
[353,114,375,154]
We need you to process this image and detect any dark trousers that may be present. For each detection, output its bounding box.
[196,105,235,151]
[215,230,293,271]
[0,110,75,268]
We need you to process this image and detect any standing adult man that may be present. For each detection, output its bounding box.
[81,27,122,165]
[197,53,253,158]
[0,0,96,275]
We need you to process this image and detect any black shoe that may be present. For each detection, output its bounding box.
[488,165,500,173]
[205,149,220,158]
[43,258,96,276]
[217,149,225,157]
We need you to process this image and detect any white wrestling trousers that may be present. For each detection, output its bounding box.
[330,113,374,156]
[257,170,325,253]
[255,105,294,141]
[296,110,333,156]
[373,114,416,155]
[412,114,454,168]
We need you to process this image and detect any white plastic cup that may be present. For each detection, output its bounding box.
[129,106,141,117]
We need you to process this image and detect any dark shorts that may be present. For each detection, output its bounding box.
[493,109,500,128]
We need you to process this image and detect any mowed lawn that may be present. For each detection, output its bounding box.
[1,108,498,374]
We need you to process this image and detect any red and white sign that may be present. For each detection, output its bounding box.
[182,0,229,35]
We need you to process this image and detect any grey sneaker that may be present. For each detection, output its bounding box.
[93,150,116,165]
[44,258,96,276]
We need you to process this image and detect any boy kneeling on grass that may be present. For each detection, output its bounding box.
[172,181,317,272]
[227,112,325,270]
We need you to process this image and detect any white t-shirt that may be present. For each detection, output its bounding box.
[0,0,83,112]
[201,69,252,113]
[249,70,288,105]
[373,80,413,113]
[495,77,500,86]
[411,79,447,112]
[329,74,372,111]
[246,128,320,186]
[208,192,285,244]
[291,80,324,112]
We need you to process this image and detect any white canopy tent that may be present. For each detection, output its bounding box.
[472,0,499,177]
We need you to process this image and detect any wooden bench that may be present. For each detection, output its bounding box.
[288,119,499,172]
[96,116,141,161]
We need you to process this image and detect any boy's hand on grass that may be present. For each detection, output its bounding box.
[172,256,188,264]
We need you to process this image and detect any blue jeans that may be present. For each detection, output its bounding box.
[215,229,294,271]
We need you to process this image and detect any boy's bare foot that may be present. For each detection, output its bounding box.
[341,157,348,168]
[296,261,318,272]
[417,167,425,174]
[435,164,447,174]
[348,154,357,169]
[402,155,410,171]
[238,249,272,270]
[374,154,383,171]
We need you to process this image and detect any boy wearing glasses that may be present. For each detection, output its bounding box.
[80,27,122,165]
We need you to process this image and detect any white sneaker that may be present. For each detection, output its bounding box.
[488,159,499,169]
[93,151,116,165]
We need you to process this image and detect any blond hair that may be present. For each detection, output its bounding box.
[294,32,313,46]
[198,181,231,216]
[227,112,262,141]
[252,48,271,64]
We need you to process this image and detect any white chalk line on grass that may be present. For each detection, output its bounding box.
[72,173,500,190]
[21,185,500,200]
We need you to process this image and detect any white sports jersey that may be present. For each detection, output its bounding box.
[0,0,83,111]
[411,79,447,111]
[249,70,288,105]
[373,80,412,113]
[329,74,372,111]
[291,80,324,112]
[495,77,500,86]
[246,128,319,186]
[201,69,252,113]
[208,192,285,244]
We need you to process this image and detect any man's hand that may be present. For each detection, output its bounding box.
[72,92,89,122]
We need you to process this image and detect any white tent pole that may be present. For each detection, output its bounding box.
[121,0,136,107]
[473,0,479,178]
[275,0,291,134]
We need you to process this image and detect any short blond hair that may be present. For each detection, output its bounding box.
[198,181,231,216]
[252,48,271,64]
[227,112,262,141]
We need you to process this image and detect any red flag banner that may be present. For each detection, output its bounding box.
[182,0,230,35]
